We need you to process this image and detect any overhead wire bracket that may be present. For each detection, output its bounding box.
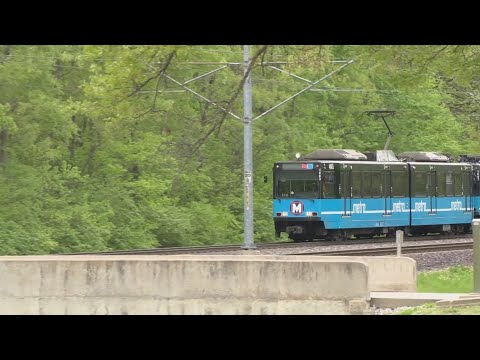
[365,110,396,150]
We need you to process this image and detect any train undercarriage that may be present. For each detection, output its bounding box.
[275,219,471,242]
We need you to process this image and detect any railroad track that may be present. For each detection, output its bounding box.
[286,240,473,256]
[61,234,472,256]
[62,242,293,256]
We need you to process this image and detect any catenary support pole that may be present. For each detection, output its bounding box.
[243,45,255,249]
[473,219,480,292]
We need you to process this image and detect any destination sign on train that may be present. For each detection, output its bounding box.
[282,163,314,170]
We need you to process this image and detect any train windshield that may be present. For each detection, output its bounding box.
[275,170,319,199]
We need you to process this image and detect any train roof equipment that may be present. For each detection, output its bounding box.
[365,110,396,150]
[459,154,480,163]
[362,150,399,162]
[302,149,367,161]
[397,151,450,162]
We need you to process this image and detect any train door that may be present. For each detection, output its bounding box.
[342,169,352,216]
[473,165,480,217]
[428,171,437,214]
[384,170,392,215]
[464,170,472,214]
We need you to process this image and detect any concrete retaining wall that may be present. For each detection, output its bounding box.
[355,256,416,292]
[0,256,370,315]
[290,256,416,292]
[170,255,417,292]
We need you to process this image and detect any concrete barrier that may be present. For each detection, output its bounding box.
[296,256,416,292]
[0,255,370,315]
[357,256,416,292]
[169,255,417,292]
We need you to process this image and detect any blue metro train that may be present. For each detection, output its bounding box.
[460,154,480,219]
[272,149,476,241]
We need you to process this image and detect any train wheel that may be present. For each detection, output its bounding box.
[326,231,347,241]
[290,234,306,242]
[356,234,372,239]
[453,225,469,235]
[386,230,397,239]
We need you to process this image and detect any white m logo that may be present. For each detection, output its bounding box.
[290,201,304,215]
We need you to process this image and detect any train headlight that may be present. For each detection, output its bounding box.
[306,212,318,217]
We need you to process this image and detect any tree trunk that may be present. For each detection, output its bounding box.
[0,128,8,164]
[69,116,77,161]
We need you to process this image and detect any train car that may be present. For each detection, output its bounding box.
[459,154,480,218]
[273,149,410,241]
[398,152,473,235]
[273,149,473,241]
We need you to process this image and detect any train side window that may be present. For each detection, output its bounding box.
[474,169,480,196]
[415,172,427,197]
[362,172,371,198]
[392,171,406,197]
[437,172,446,197]
[454,172,463,196]
[371,171,382,197]
[324,171,335,184]
[352,171,362,198]
[323,171,336,198]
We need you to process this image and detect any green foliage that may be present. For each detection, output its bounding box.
[2,45,480,254]
[0,104,16,133]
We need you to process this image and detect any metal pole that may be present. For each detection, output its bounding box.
[473,219,480,292]
[243,45,255,249]
[396,230,404,257]
[384,134,393,150]
[382,115,394,150]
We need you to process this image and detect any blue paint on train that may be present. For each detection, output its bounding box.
[410,196,473,226]
[474,196,480,217]
[273,197,410,229]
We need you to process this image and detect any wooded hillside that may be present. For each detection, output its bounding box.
[1,45,479,254]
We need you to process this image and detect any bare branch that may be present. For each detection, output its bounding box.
[132,52,176,120]
[421,45,449,72]
[127,51,176,99]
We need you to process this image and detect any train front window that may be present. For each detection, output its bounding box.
[276,170,319,199]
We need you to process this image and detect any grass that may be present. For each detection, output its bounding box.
[398,303,480,315]
[417,265,473,293]
[394,266,477,315]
